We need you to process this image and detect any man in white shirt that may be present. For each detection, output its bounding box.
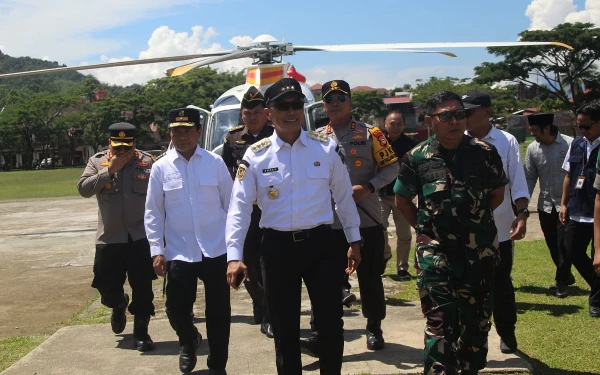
[145,108,233,375]
[225,78,361,375]
[464,90,530,354]
[560,101,600,317]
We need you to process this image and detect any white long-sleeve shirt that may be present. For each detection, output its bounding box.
[145,146,233,262]
[226,130,361,262]
[467,125,530,242]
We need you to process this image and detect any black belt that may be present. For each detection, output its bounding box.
[263,224,330,242]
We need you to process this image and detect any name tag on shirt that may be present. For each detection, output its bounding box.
[575,175,585,189]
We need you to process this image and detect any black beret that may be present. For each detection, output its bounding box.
[322,80,351,98]
[264,78,305,105]
[528,113,554,126]
[109,123,135,147]
[168,108,201,128]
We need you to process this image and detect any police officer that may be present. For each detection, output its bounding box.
[304,80,399,352]
[77,123,156,352]
[225,78,362,375]
[145,108,233,374]
[222,86,273,338]
[395,91,507,375]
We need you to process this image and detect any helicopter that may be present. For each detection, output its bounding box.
[0,34,573,154]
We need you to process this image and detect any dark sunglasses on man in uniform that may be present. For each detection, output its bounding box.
[113,145,133,151]
[324,95,348,104]
[577,121,598,130]
[429,109,468,122]
[270,101,304,111]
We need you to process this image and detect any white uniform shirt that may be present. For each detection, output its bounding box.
[145,146,233,262]
[561,136,600,222]
[226,130,361,262]
[466,125,530,242]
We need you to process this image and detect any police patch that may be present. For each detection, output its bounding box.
[237,165,247,181]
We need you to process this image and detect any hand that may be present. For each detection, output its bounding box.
[593,250,600,276]
[416,233,433,247]
[346,244,361,275]
[226,260,248,289]
[108,149,134,175]
[352,184,371,202]
[559,204,568,226]
[153,255,167,277]
[509,216,527,241]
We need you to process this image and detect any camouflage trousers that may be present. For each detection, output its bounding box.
[416,241,495,375]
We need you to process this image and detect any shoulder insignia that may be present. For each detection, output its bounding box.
[228,125,245,133]
[308,131,328,143]
[470,137,492,151]
[235,140,247,145]
[250,138,271,153]
[369,127,398,167]
[138,150,156,163]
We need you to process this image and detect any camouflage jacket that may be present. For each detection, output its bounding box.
[394,135,508,259]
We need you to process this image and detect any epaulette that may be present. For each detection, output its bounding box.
[308,131,328,143]
[138,150,157,162]
[228,125,245,133]
[94,151,109,158]
[470,137,492,151]
[250,138,271,153]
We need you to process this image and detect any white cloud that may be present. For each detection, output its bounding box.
[526,0,599,30]
[0,0,209,62]
[86,26,253,86]
[303,64,475,90]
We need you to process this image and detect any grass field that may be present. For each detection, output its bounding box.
[0,168,84,200]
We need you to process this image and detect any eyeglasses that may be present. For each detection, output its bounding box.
[577,121,598,130]
[324,95,348,104]
[429,109,468,122]
[113,145,133,151]
[270,101,304,111]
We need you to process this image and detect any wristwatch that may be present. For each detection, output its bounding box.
[517,208,530,218]
[350,238,364,246]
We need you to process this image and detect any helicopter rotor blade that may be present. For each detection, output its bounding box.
[294,46,457,57]
[0,51,235,79]
[295,41,573,51]
[166,48,268,76]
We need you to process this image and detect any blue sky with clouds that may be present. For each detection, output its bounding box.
[0,0,597,87]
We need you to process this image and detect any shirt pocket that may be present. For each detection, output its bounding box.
[132,171,150,195]
[163,179,183,207]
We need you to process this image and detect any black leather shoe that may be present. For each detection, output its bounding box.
[252,301,263,325]
[366,320,385,350]
[397,270,413,281]
[260,322,274,338]
[500,334,517,354]
[590,305,600,317]
[179,331,202,373]
[111,293,129,334]
[555,283,568,298]
[342,289,356,307]
[300,334,320,357]
[550,274,577,290]
[208,369,227,375]
[133,316,154,352]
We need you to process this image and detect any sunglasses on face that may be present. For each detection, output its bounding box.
[577,121,598,130]
[113,145,133,151]
[324,95,348,104]
[270,101,304,111]
[429,109,468,122]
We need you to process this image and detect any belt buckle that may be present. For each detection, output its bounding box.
[292,231,306,242]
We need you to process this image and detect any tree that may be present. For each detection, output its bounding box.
[474,22,600,114]
[351,91,385,123]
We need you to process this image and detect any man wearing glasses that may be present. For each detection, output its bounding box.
[463,89,530,354]
[395,91,507,375]
[78,122,156,352]
[302,80,399,353]
[562,100,600,317]
[226,78,361,375]
[145,108,233,374]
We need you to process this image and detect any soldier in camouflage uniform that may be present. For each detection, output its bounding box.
[301,80,399,353]
[394,91,507,375]
[222,86,274,338]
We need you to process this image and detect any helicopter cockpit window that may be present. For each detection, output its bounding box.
[213,95,240,108]
[208,108,242,152]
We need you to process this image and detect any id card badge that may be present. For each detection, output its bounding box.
[575,175,585,189]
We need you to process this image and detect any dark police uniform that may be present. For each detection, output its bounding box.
[221,86,274,337]
[77,122,156,351]
[226,78,362,375]
[312,80,399,350]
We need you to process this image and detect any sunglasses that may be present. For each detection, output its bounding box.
[576,121,598,130]
[270,101,304,111]
[324,95,348,104]
[113,145,133,151]
[429,109,468,122]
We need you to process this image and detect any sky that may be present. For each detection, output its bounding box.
[0,0,598,89]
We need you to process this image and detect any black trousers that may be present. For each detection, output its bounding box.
[92,236,155,317]
[492,240,517,339]
[261,225,343,375]
[538,207,567,281]
[559,220,594,286]
[165,255,231,371]
[243,207,269,323]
